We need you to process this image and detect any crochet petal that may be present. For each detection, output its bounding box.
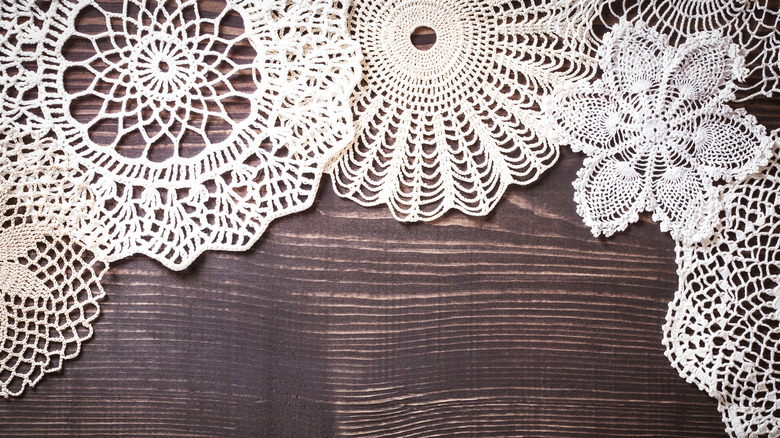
[600,20,666,98]
[546,81,639,156]
[650,162,719,243]
[573,151,647,238]
[685,108,772,182]
[605,0,779,100]
[668,33,741,104]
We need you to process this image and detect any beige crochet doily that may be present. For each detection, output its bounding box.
[330,0,598,221]
[0,126,108,398]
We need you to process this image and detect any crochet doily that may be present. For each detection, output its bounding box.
[329,0,598,221]
[34,0,360,270]
[665,139,780,437]
[544,20,773,244]
[0,126,107,398]
[593,0,780,101]
[0,0,51,125]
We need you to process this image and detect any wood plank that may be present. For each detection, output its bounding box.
[5,0,780,436]
[0,148,730,437]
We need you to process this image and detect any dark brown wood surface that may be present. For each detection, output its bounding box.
[5,5,780,438]
[0,141,752,437]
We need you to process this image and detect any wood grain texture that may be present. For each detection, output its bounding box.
[0,145,736,437]
[5,2,780,437]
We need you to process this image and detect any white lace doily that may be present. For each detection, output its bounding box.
[0,0,52,125]
[34,0,360,270]
[593,0,780,101]
[0,126,108,398]
[329,0,598,221]
[666,138,780,437]
[545,20,773,244]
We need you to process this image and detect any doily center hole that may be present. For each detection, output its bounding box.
[410,26,437,51]
[158,61,170,73]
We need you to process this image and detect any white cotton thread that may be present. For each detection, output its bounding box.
[544,19,772,244]
[667,131,780,437]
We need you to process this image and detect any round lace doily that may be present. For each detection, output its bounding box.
[329,0,598,221]
[0,126,107,398]
[36,0,361,270]
[594,0,780,101]
[666,138,780,437]
[545,20,773,244]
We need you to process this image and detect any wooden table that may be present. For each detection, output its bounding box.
[1,141,746,436]
[4,2,780,437]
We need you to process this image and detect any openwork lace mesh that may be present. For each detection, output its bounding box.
[0,126,107,398]
[329,0,598,221]
[33,0,360,270]
[545,20,772,243]
[592,0,780,101]
[0,0,51,125]
[667,136,780,437]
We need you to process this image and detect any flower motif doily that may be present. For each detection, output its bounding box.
[665,139,780,437]
[545,20,773,243]
[329,0,598,221]
[38,0,361,270]
[594,0,780,100]
[0,126,107,398]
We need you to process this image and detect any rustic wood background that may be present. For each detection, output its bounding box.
[0,145,751,437]
[3,3,780,437]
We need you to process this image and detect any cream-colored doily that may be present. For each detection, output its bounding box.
[330,0,597,221]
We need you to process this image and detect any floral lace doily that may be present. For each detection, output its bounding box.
[666,139,780,437]
[34,0,361,270]
[0,126,108,398]
[544,20,773,244]
[593,0,780,100]
[329,0,598,221]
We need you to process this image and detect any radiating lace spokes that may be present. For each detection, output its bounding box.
[329,0,598,222]
[38,0,361,270]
